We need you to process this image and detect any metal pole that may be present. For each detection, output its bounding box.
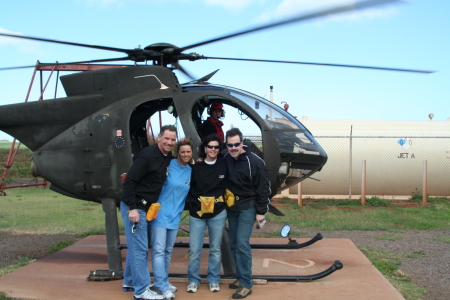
[348,125,353,200]
[221,229,236,276]
[361,160,366,206]
[269,86,273,121]
[422,160,428,206]
[54,70,60,99]
[101,198,122,271]
[297,182,303,206]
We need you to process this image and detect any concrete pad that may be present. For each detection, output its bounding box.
[0,235,404,300]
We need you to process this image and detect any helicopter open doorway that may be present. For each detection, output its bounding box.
[127,98,179,156]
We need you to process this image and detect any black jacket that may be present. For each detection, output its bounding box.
[199,117,224,141]
[189,157,227,219]
[223,149,271,215]
[121,144,173,211]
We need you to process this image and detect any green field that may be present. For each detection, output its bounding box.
[0,142,33,179]
[2,189,447,235]
[0,188,116,235]
[266,197,450,232]
[0,141,13,150]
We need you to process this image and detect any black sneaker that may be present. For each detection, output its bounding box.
[229,280,240,289]
[232,286,252,299]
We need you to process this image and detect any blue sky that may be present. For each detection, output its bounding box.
[0,0,448,141]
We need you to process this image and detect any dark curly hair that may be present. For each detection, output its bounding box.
[199,134,223,159]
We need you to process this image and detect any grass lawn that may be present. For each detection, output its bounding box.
[0,141,13,150]
[0,187,115,235]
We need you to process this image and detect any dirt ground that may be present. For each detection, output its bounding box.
[1,226,449,300]
[0,232,79,269]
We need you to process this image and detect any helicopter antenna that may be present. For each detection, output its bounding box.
[187,69,220,84]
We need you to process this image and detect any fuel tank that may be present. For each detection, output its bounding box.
[289,119,450,197]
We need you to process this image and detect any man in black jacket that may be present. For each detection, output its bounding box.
[223,128,271,299]
[120,125,177,300]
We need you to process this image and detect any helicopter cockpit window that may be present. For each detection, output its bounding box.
[191,95,263,157]
[228,89,320,154]
[229,90,297,129]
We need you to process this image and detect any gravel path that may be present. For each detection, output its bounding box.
[1,229,449,300]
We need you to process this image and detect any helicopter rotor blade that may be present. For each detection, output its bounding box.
[179,0,401,52]
[0,57,131,71]
[204,56,434,74]
[173,62,196,81]
[0,33,130,53]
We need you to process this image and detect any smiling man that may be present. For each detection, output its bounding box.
[223,128,271,299]
[120,125,177,300]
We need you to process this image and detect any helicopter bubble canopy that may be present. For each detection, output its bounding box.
[180,83,327,193]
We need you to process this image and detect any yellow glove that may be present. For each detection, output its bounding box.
[146,203,161,221]
[224,189,235,207]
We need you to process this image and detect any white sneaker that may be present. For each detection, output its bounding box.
[168,284,177,292]
[134,288,163,300]
[149,283,177,292]
[162,290,175,300]
[209,283,220,292]
[187,282,199,293]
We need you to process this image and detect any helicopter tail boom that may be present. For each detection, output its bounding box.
[0,94,105,151]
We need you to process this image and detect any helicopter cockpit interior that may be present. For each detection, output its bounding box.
[127,97,177,156]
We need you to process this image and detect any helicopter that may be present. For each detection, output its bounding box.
[0,0,431,279]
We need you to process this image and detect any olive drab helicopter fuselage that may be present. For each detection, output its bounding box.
[0,65,327,202]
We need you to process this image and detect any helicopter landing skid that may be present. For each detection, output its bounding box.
[253,260,343,282]
[86,270,123,281]
[168,233,323,250]
[168,260,343,282]
[250,233,323,249]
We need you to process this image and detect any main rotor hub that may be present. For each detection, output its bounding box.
[144,43,179,53]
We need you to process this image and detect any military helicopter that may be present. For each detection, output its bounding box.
[0,0,431,279]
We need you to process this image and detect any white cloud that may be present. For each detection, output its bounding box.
[0,28,47,56]
[0,28,25,47]
[204,0,256,11]
[256,0,398,24]
[78,0,125,8]
[78,0,189,8]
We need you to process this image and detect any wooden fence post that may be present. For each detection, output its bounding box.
[297,182,303,206]
[361,160,366,206]
[423,160,428,206]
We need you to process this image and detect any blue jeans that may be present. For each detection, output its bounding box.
[227,207,256,289]
[151,226,178,293]
[120,201,151,295]
[187,209,227,284]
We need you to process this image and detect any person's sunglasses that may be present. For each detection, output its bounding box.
[206,145,220,149]
[226,142,242,148]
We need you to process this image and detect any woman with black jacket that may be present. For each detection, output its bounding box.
[186,134,227,293]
